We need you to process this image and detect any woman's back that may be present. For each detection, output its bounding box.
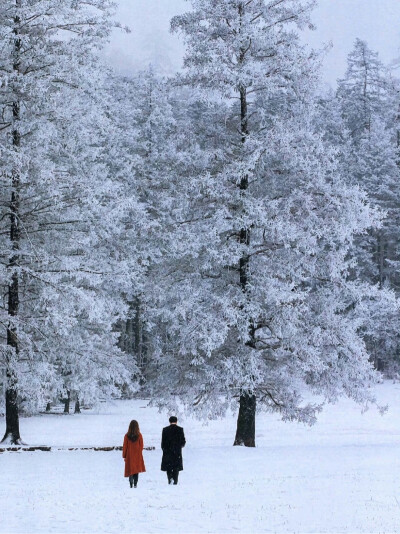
[123,423,146,484]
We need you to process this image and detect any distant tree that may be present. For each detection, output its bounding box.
[336,40,400,372]
[102,67,184,377]
[337,39,396,140]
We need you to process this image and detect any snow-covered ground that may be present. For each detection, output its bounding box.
[1,383,400,534]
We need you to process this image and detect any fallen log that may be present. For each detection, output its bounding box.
[0,446,52,453]
[0,445,156,453]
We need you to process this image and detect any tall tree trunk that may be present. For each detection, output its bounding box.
[234,85,257,448]
[74,398,81,414]
[234,391,256,447]
[377,232,385,289]
[135,299,147,369]
[239,84,250,293]
[233,8,257,447]
[64,390,71,414]
[126,317,134,353]
[2,1,22,445]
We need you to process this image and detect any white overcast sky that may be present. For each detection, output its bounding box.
[105,0,400,86]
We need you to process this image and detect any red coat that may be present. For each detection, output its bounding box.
[123,433,146,477]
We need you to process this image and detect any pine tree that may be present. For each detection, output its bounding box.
[336,40,400,372]
[102,68,185,375]
[337,40,400,287]
[337,39,396,140]
[0,1,141,443]
[145,0,381,446]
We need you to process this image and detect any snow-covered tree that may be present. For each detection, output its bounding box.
[101,68,183,373]
[337,39,397,140]
[337,40,400,285]
[335,40,400,371]
[0,1,142,443]
[143,0,383,447]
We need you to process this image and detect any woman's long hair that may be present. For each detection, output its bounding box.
[127,420,140,442]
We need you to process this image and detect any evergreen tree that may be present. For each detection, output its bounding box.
[336,40,400,371]
[0,1,141,443]
[103,68,185,374]
[337,39,396,139]
[146,0,381,446]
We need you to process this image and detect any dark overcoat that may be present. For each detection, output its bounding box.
[161,424,186,472]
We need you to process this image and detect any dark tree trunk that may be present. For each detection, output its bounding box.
[46,402,51,412]
[377,231,386,289]
[2,2,22,445]
[64,390,70,414]
[3,373,21,444]
[239,84,250,293]
[126,317,134,353]
[134,299,148,369]
[233,392,256,447]
[74,398,81,414]
[233,9,258,446]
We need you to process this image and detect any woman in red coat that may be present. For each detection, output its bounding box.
[123,420,146,488]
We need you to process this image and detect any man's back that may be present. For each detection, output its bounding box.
[161,418,186,484]
[162,424,186,451]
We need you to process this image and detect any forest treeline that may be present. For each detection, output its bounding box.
[1,0,399,446]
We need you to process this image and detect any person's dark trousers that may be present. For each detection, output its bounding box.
[129,474,139,488]
[167,468,179,485]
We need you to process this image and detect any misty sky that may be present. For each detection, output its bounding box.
[105,0,400,86]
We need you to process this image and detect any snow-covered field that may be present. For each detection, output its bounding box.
[1,383,400,534]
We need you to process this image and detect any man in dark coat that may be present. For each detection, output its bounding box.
[161,416,186,485]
